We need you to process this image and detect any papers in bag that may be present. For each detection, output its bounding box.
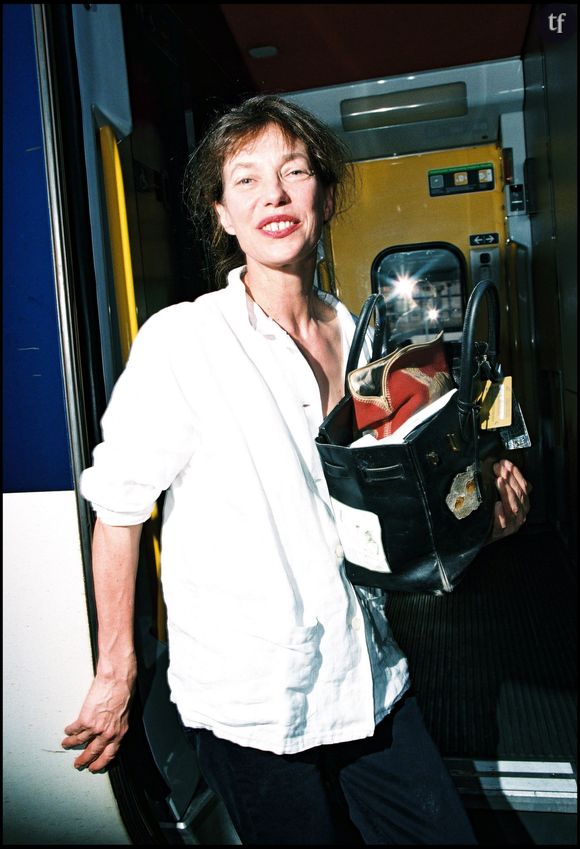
[330,498,392,572]
[350,388,458,447]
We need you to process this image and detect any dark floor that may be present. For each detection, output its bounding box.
[386,527,576,762]
[468,808,577,845]
[385,526,577,844]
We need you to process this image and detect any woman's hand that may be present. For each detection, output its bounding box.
[62,660,136,773]
[62,520,141,773]
[489,459,532,542]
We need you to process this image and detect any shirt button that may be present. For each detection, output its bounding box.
[351,617,362,631]
[335,544,344,560]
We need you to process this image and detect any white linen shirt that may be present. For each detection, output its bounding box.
[81,267,410,755]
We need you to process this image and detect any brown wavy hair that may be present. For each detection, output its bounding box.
[183,95,354,288]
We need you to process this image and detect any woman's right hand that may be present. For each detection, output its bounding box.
[63,520,142,772]
[62,660,136,773]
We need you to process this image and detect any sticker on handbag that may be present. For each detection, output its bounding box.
[477,376,513,429]
[330,498,392,572]
[445,464,482,519]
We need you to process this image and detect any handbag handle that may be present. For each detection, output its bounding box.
[457,279,502,434]
[345,280,501,422]
[344,294,388,394]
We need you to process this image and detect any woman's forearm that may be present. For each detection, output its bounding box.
[91,518,143,675]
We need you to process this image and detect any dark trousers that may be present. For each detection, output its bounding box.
[186,694,477,845]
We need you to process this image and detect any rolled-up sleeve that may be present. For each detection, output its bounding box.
[80,306,199,525]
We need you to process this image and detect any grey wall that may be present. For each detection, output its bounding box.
[523,6,577,557]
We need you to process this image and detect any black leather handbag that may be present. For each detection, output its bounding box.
[316,279,524,594]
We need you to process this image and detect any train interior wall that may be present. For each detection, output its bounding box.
[522,6,577,558]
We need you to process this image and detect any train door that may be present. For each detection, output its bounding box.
[326,144,509,358]
[325,143,539,476]
[3,4,131,843]
[327,144,506,309]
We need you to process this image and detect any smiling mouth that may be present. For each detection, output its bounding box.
[259,217,300,236]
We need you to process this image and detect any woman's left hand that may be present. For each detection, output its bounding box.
[490,459,532,542]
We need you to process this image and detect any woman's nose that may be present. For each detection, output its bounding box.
[262,173,290,205]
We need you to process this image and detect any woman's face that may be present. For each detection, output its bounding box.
[215,124,334,276]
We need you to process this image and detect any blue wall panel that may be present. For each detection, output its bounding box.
[2,4,73,492]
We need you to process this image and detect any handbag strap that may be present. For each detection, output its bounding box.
[345,281,501,421]
[344,294,388,394]
[457,279,502,435]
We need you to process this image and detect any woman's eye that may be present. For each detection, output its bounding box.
[283,168,313,182]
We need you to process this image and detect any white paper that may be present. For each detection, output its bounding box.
[330,498,391,572]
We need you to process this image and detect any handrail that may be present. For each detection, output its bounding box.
[98,124,139,363]
[98,124,166,641]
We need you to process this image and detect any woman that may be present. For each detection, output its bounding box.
[63,96,531,844]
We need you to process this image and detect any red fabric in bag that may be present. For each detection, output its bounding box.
[348,333,454,439]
